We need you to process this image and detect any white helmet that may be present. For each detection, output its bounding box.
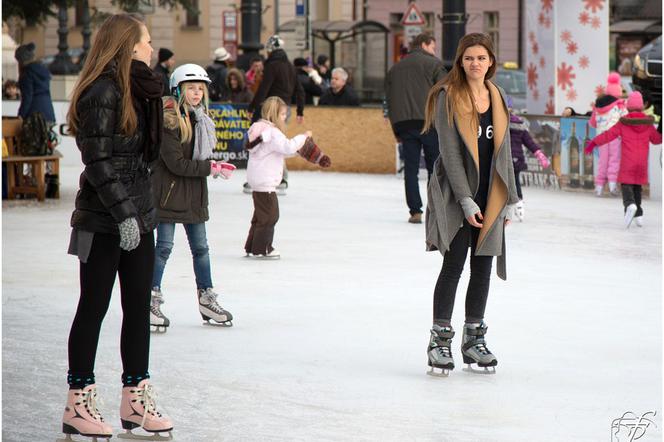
[169,63,211,95]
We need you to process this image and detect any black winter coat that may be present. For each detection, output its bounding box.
[151,103,211,224]
[18,62,56,122]
[249,49,305,116]
[294,68,322,105]
[319,84,360,106]
[206,61,230,102]
[153,63,171,97]
[70,72,156,235]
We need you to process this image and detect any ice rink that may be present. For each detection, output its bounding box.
[2,138,662,441]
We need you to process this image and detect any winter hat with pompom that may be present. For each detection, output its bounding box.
[605,72,622,98]
[626,91,644,111]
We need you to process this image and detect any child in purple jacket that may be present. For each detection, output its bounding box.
[508,103,550,221]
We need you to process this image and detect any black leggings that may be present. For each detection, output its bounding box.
[514,169,523,200]
[433,222,493,323]
[68,231,154,387]
[621,184,643,217]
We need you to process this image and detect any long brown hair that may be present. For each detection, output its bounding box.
[423,33,497,132]
[67,14,145,136]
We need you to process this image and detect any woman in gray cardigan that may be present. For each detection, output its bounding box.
[421,33,520,376]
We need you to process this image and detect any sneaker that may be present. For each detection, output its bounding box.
[408,213,422,224]
[634,216,643,227]
[61,384,113,439]
[624,203,637,228]
[243,182,252,194]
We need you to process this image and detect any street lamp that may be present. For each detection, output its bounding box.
[49,0,80,75]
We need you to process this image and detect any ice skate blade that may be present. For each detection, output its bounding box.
[203,320,233,327]
[427,367,451,377]
[117,429,173,441]
[463,364,496,375]
[150,325,168,334]
[57,435,111,442]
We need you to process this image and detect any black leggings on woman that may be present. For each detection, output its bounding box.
[433,222,493,324]
[67,231,154,388]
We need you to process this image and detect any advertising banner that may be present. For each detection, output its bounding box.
[518,114,561,190]
[209,103,251,168]
[559,116,598,191]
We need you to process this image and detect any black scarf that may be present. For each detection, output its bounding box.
[130,59,163,162]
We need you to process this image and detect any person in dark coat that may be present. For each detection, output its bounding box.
[508,110,550,221]
[153,47,175,96]
[14,42,55,123]
[315,54,332,88]
[248,35,305,124]
[206,47,231,102]
[62,13,173,440]
[227,68,254,104]
[385,32,447,223]
[293,57,323,105]
[318,67,360,106]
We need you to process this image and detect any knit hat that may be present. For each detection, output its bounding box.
[14,42,36,64]
[158,48,174,63]
[265,35,284,53]
[293,57,308,68]
[626,91,644,111]
[605,72,622,98]
[298,137,331,168]
[316,55,329,66]
[213,47,230,62]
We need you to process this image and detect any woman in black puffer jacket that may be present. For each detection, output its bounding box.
[62,13,173,440]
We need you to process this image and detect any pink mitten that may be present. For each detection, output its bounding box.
[210,161,223,178]
[534,150,550,168]
[218,162,236,179]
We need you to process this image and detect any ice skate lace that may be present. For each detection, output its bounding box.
[151,296,165,317]
[135,383,162,428]
[80,388,104,421]
[472,341,491,355]
[202,290,225,313]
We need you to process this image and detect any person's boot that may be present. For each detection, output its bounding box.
[61,384,113,440]
[408,213,422,224]
[119,380,173,439]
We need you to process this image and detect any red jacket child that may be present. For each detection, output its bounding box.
[586,96,662,185]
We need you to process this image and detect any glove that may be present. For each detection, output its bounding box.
[584,141,596,155]
[210,161,223,177]
[534,150,550,168]
[118,217,140,251]
[218,162,236,179]
[319,155,331,168]
[505,204,516,221]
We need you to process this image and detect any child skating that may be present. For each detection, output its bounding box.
[585,91,662,228]
[150,64,236,331]
[244,96,331,259]
[589,72,627,196]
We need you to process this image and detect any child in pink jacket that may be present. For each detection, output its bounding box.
[244,96,331,258]
[589,72,627,196]
[586,91,662,228]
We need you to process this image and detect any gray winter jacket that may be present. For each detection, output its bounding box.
[385,48,446,126]
[425,81,520,280]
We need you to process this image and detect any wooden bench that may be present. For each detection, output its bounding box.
[2,117,62,201]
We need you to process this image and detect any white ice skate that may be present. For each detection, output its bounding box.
[514,200,524,222]
[635,216,643,227]
[150,288,169,333]
[609,181,619,196]
[118,380,173,441]
[198,288,233,326]
[594,185,603,197]
[624,204,637,229]
[246,249,280,260]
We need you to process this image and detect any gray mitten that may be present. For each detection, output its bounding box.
[118,217,140,251]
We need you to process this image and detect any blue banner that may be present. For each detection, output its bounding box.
[208,103,251,168]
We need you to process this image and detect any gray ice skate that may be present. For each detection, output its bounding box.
[461,322,497,374]
[198,288,233,327]
[427,324,455,377]
[150,288,170,333]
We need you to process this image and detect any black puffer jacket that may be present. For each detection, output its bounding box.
[70,70,156,234]
[151,98,211,224]
[249,49,305,116]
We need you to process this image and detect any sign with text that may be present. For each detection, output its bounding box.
[209,103,251,168]
[519,114,562,190]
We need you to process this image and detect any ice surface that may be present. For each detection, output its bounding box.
[2,137,661,441]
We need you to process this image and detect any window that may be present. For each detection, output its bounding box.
[484,12,499,59]
[185,0,200,27]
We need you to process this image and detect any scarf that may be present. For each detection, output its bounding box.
[191,105,216,160]
[130,59,164,162]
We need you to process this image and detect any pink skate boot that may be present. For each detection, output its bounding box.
[118,380,173,440]
[59,384,112,441]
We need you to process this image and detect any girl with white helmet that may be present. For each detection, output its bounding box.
[149,63,236,331]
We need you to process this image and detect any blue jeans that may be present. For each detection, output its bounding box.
[152,223,213,290]
[398,128,439,215]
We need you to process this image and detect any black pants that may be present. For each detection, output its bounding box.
[68,231,154,385]
[621,184,643,217]
[433,223,494,323]
[398,128,439,215]
[245,191,280,255]
[514,169,523,200]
